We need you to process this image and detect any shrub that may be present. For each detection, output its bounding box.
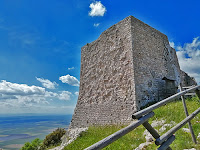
[21,128,66,150]
[21,138,42,150]
[42,128,66,148]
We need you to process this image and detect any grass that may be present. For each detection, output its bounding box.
[64,96,200,150]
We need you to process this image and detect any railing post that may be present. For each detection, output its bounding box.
[143,122,160,139]
[85,112,154,150]
[84,85,200,150]
[156,107,200,145]
[195,88,200,99]
[157,135,175,150]
[132,85,200,119]
[142,121,172,150]
[179,84,197,144]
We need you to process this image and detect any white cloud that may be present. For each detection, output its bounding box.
[0,80,45,96]
[89,1,106,17]
[45,91,58,97]
[0,80,73,108]
[0,101,76,114]
[75,91,79,96]
[169,41,175,48]
[36,77,58,89]
[45,91,72,101]
[94,23,100,27]
[59,74,80,86]
[58,91,72,101]
[68,67,75,70]
[175,37,200,84]
[0,80,47,107]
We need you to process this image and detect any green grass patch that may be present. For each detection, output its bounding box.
[64,97,200,150]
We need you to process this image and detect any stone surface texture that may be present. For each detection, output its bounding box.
[151,119,166,128]
[134,142,153,150]
[50,127,88,150]
[197,133,200,139]
[180,70,197,87]
[143,129,154,142]
[69,16,196,128]
[130,17,181,105]
[159,123,173,132]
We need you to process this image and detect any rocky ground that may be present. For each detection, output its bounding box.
[50,119,200,150]
[134,119,200,150]
[49,127,88,150]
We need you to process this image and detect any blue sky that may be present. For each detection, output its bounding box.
[0,0,200,114]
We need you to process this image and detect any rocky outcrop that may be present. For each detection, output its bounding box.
[180,70,197,87]
[134,119,176,150]
[50,127,88,150]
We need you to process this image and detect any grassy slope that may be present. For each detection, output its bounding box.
[64,97,200,150]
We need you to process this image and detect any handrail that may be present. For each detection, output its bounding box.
[85,85,200,150]
[85,112,154,150]
[156,107,200,145]
[179,84,197,143]
[132,85,200,119]
[182,86,196,89]
[157,135,175,150]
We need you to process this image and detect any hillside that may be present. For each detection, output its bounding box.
[64,96,200,150]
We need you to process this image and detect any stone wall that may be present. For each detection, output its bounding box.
[130,17,181,107]
[69,16,189,128]
[70,16,136,128]
[180,70,197,87]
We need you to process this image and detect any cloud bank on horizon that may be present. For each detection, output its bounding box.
[0,79,75,102]
[0,74,79,114]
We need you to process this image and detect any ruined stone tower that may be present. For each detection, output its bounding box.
[70,16,182,128]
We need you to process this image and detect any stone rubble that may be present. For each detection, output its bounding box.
[134,142,153,150]
[143,129,155,142]
[55,120,200,150]
[159,124,173,132]
[151,119,166,127]
[182,128,190,133]
[197,132,200,139]
[135,120,177,150]
[49,127,88,150]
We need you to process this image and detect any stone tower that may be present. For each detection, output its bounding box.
[70,16,182,128]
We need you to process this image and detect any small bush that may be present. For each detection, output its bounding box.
[21,128,66,150]
[21,138,42,150]
[42,128,66,148]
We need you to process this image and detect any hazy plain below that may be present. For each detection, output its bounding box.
[0,114,72,150]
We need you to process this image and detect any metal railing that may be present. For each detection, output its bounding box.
[85,85,200,150]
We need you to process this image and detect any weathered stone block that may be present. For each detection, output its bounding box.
[69,16,190,128]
